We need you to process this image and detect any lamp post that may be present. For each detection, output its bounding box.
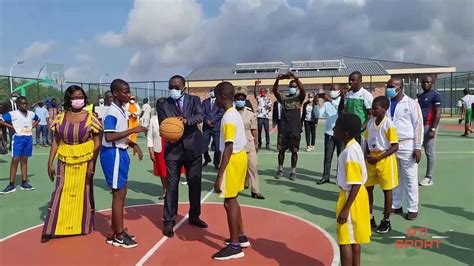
[9,61,25,111]
[9,60,25,93]
[99,73,109,96]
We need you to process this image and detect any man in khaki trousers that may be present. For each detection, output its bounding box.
[234,86,265,199]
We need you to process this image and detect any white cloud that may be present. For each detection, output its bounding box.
[95,0,473,79]
[97,31,123,47]
[65,66,93,82]
[20,41,55,61]
[74,53,92,63]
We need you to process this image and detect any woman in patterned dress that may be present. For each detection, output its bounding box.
[41,85,102,242]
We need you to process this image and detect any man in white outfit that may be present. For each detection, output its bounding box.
[386,77,423,220]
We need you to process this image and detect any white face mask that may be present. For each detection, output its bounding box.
[330,91,340,99]
[170,89,183,100]
[99,99,104,104]
[209,91,215,98]
[130,100,136,104]
[12,97,17,101]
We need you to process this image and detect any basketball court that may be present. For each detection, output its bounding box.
[0,119,473,265]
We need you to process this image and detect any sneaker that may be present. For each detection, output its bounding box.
[212,245,244,260]
[306,146,311,152]
[289,172,297,181]
[0,184,16,195]
[110,232,138,248]
[375,219,391,234]
[107,229,136,244]
[392,207,404,215]
[406,212,418,220]
[123,228,136,240]
[275,170,284,179]
[419,177,433,186]
[370,217,377,229]
[20,182,35,191]
[181,181,188,185]
[224,235,251,248]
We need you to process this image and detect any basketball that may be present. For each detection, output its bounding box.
[160,117,184,141]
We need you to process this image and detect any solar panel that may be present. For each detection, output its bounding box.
[234,62,285,72]
[291,60,344,70]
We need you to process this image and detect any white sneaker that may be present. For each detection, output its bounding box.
[306,146,311,152]
[310,146,315,151]
[419,177,433,186]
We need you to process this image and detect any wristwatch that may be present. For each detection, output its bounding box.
[430,128,436,132]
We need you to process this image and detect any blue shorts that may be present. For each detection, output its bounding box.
[100,146,130,190]
[12,135,33,158]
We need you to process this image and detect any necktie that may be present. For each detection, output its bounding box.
[176,98,183,116]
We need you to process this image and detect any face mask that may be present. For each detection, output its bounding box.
[12,97,17,101]
[330,91,340,99]
[71,99,84,109]
[209,91,215,98]
[308,97,314,101]
[260,91,266,97]
[130,100,136,104]
[288,87,297,95]
[99,99,104,104]
[170,89,182,100]
[235,100,246,108]
[386,87,397,99]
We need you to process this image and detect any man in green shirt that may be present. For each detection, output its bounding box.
[338,71,373,142]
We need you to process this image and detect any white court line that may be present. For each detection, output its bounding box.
[388,236,407,239]
[432,236,450,239]
[135,188,215,266]
[0,200,340,266]
[23,151,474,156]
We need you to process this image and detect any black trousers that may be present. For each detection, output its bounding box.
[202,128,221,167]
[322,133,344,180]
[164,155,202,225]
[304,120,316,146]
[257,118,270,146]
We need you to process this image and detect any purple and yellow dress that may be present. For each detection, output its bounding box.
[42,112,102,237]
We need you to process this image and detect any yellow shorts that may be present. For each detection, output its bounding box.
[219,150,248,198]
[365,152,399,190]
[336,187,371,245]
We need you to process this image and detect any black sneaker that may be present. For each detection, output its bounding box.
[376,219,392,234]
[20,182,35,191]
[275,170,284,179]
[0,184,16,195]
[392,207,404,215]
[110,232,138,248]
[406,212,418,220]
[224,235,251,248]
[212,245,244,260]
[123,228,136,240]
[370,217,377,229]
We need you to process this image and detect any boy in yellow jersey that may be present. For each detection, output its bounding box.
[334,113,371,266]
[364,96,399,234]
[213,82,249,260]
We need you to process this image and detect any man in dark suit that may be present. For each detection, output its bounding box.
[202,89,224,169]
[156,75,208,237]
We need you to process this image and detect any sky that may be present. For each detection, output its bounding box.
[0,0,473,83]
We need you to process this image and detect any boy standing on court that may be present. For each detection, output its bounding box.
[101,79,146,248]
[0,96,39,194]
[213,82,249,260]
[364,96,399,234]
[333,113,371,266]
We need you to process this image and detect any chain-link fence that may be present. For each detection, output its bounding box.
[1,72,473,116]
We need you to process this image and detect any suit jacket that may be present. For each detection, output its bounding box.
[156,94,207,160]
[202,97,224,132]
